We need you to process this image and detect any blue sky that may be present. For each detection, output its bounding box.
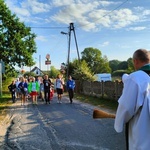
[4,0,150,71]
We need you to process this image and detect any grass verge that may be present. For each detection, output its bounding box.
[74,93,118,111]
[0,77,14,121]
[0,92,12,121]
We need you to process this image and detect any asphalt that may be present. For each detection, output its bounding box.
[0,95,116,146]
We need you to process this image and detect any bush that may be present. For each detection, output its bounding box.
[112,70,128,77]
[2,77,15,92]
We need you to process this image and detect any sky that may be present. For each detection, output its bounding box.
[4,0,150,71]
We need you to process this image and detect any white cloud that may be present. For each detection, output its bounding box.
[111,9,139,29]
[5,0,51,16]
[143,10,150,16]
[133,6,144,11]
[5,0,30,17]
[79,8,139,30]
[88,9,111,27]
[21,0,51,14]
[4,0,145,32]
[98,1,120,7]
[128,26,146,31]
[51,2,99,24]
[5,0,52,24]
[36,35,48,42]
[52,0,75,7]
[14,7,30,17]
[51,2,140,31]
[101,41,109,47]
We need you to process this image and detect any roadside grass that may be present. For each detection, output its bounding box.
[0,77,14,121]
[74,93,118,111]
[0,92,12,121]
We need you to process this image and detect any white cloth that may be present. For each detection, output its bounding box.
[114,70,150,150]
[122,73,129,83]
[15,81,20,88]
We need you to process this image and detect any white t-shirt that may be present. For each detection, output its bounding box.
[56,78,64,89]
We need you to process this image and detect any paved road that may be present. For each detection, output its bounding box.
[0,94,126,150]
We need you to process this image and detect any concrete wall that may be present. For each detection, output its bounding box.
[75,80,123,101]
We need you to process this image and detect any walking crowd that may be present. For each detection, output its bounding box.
[8,74,75,105]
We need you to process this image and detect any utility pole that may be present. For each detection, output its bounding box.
[67,22,80,77]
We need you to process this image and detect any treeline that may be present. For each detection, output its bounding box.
[109,58,134,77]
[44,47,134,81]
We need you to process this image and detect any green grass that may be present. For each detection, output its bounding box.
[0,78,14,121]
[0,92,11,107]
[3,77,15,91]
[0,92,12,108]
[0,92,12,121]
[74,93,118,111]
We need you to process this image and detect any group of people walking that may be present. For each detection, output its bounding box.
[8,76,42,105]
[8,74,75,105]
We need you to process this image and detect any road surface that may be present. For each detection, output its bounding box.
[0,94,126,150]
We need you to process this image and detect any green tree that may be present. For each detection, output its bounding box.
[112,70,128,77]
[49,66,60,78]
[24,71,37,78]
[117,61,128,70]
[81,47,111,74]
[61,59,80,79]
[127,58,134,73]
[109,60,121,73]
[73,60,95,81]
[68,59,79,76]
[0,0,36,72]
[110,58,135,78]
[4,65,18,77]
[99,55,111,73]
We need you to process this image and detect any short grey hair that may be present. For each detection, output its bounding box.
[133,49,150,63]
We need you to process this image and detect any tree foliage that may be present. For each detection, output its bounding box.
[72,60,95,81]
[49,66,60,78]
[23,71,37,78]
[0,0,36,72]
[68,59,79,76]
[112,70,128,77]
[81,47,111,74]
[117,61,128,70]
[127,57,134,73]
[109,60,121,73]
[109,58,134,76]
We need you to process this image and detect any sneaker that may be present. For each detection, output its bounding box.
[57,100,59,103]
[59,101,62,104]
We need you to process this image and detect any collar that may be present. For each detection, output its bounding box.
[139,64,150,71]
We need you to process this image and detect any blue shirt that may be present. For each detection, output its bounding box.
[66,79,75,90]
